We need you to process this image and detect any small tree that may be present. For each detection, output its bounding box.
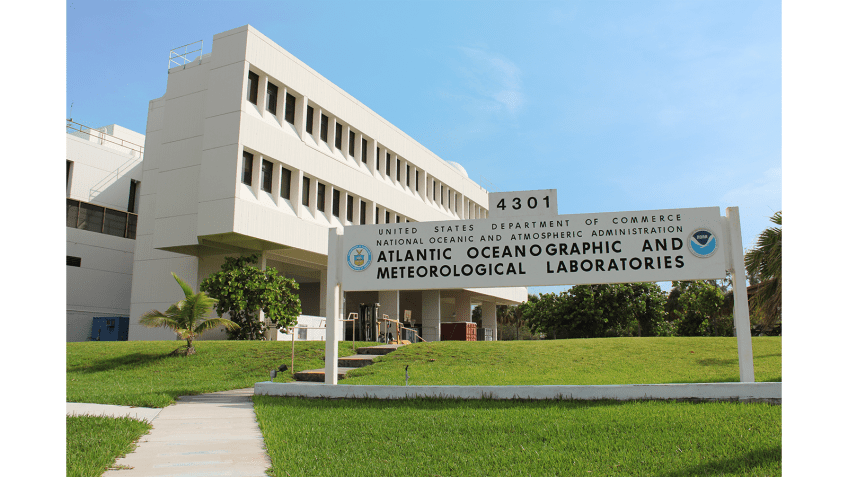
[139,273,240,356]
[200,254,302,340]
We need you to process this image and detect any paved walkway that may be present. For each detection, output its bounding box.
[68,388,271,477]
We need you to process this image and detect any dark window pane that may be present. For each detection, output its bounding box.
[361,138,368,163]
[376,147,380,170]
[385,211,390,223]
[406,164,410,187]
[386,152,391,175]
[360,200,366,225]
[376,207,380,224]
[266,81,278,114]
[347,195,353,221]
[248,71,259,104]
[302,177,310,206]
[127,214,138,239]
[104,209,128,238]
[67,199,80,228]
[242,151,254,186]
[335,123,342,149]
[306,105,314,133]
[396,158,400,181]
[332,189,340,217]
[67,256,81,267]
[396,215,401,223]
[67,160,72,187]
[317,183,326,212]
[320,114,328,142]
[416,170,419,191]
[284,93,296,124]
[280,167,292,199]
[78,202,104,233]
[349,131,355,156]
[127,180,139,213]
[261,160,273,192]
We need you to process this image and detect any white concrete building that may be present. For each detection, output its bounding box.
[66,122,144,341]
[129,25,527,342]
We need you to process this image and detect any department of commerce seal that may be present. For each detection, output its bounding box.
[688,228,718,258]
[347,245,372,271]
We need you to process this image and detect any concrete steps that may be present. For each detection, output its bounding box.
[293,344,405,382]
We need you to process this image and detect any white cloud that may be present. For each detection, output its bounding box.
[454,46,525,115]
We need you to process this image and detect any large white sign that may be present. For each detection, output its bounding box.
[341,206,726,291]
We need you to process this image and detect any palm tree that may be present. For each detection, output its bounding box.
[139,273,240,356]
[744,211,781,331]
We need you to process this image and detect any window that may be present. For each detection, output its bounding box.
[320,114,329,142]
[104,209,128,237]
[376,147,381,171]
[396,215,401,223]
[332,189,340,217]
[242,151,254,186]
[361,138,368,163]
[433,180,436,200]
[396,158,400,181]
[266,81,278,115]
[302,176,310,206]
[247,71,259,104]
[67,199,137,239]
[441,185,444,205]
[284,93,296,124]
[335,122,342,149]
[406,164,410,187]
[67,160,73,188]
[317,183,326,212]
[448,189,451,209]
[376,207,380,223]
[280,167,292,199]
[416,170,419,191]
[78,202,104,233]
[385,210,390,224]
[386,152,391,176]
[261,160,273,193]
[127,179,140,213]
[349,131,355,156]
[347,195,353,222]
[67,256,81,267]
[306,105,314,134]
[360,200,366,225]
[67,199,80,228]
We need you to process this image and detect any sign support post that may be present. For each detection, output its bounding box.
[324,228,341,384]
[725,207,755,383]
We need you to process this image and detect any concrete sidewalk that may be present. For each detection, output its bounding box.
[72,388,271,477]
[67,402,163,422]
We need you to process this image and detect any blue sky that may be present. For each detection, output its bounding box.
[65,0,780,294]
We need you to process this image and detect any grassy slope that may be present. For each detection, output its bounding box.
[254,396,781,477]
[66,415,152,477]
[66,340,371,407]
[343,337,782,386]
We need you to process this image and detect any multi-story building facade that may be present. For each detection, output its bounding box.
[66,122,144,341]
[129,25,526,342]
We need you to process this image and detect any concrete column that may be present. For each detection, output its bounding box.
[319,269,327,317]
[367,138,377,175]
[343,124,351,160]
[455,291,472,323]
[379,290,400,342]
[296,95,308,139]
[366,199,376,224]
[352,195,361,225]
[482,301,497,341]
[341,191,350,225]
[422,290,441,342]
[308,175,318,216]
[292,169,303,217]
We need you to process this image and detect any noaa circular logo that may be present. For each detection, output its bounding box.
[347,245,372,271]
[688,228,718,258]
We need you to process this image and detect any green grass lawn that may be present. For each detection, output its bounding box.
[66,415,152,477]
[66,340,372,407]
[343,337,782,386]
[253,396,781,477]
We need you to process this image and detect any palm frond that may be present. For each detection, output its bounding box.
[172,272,195,299]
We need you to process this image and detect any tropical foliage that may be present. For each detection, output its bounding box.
[745,211,782,330]
[139,273,240,355]
[200,254,302,340]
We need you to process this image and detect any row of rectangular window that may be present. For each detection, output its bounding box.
[247,69,473,218]
[66,199,138,239]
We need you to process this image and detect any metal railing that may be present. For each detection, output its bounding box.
[66,119,145,155]
[169,40,203,69]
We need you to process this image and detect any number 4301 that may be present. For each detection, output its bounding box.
[496,196,550,210]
